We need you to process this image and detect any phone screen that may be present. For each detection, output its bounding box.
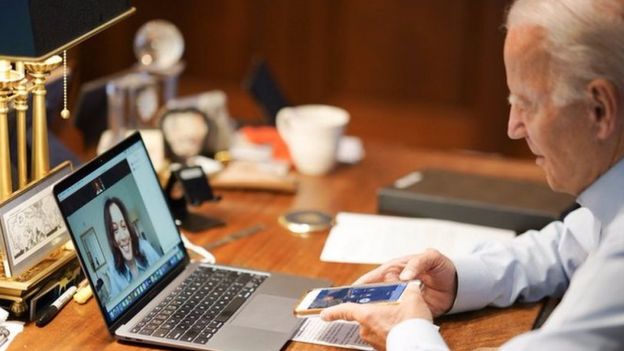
[307,283,407,310]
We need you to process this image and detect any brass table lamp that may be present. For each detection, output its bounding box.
[0,0,136,199]
[0,0,137,316]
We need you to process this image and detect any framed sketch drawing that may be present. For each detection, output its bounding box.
[0,161,73,277]
[80,227,106,272]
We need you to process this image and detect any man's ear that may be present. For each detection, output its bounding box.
[588,79,619,140]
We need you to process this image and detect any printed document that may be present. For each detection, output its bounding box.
[321,212,515,264]
[292,317,372,350]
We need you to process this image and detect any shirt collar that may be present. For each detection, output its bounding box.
[577,158,624,226]
[121,258,148,281]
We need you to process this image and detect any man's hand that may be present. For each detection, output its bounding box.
[320,282,432,351]
[354,249,457,316]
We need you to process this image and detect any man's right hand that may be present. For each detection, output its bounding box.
[354,248,458,316]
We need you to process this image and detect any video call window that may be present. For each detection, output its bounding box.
[65,159,167,308]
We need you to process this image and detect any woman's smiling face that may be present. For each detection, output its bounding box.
[109,203,133,262]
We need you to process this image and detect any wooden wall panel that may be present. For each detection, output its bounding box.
[75,0,530,157]
[246,0,337,102]
[333,1,473,104]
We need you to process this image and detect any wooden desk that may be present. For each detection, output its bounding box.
[11,142,544,350]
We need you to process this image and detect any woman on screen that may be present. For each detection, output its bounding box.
[104,197,160,297]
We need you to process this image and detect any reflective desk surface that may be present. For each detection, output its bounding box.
[11,141,545,350]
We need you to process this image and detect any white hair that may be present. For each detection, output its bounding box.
[506,0,624,106]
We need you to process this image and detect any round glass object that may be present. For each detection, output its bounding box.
[134,20,185,70]
[278,210,334,235]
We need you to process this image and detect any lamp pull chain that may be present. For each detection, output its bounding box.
[61,50,70,119]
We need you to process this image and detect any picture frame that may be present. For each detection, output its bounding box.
[164,90,234,154]
[132,79,161,128]
[107,72,162,131]
[159,107,216,162]
[0,161,73,277]
[80,227,106,272]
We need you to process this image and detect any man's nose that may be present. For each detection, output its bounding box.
[507,111,526,140]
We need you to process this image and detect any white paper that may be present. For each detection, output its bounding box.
[0,321,24,351]
[292,317,372,350]
[321,212,515,264]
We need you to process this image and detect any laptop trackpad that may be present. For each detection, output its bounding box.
[231,294,297,333]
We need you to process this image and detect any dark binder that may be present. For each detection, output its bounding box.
[377,169,576,233]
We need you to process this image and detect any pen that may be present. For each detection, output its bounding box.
[203,224,265,250]
[35,286,77,327]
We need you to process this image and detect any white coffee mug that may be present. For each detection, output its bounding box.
[277,105,350,175]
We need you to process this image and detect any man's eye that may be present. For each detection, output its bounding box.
[511,101,525,110]
[513,103,532,114]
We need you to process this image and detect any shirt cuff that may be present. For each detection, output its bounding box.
[387,319,448,351]
[448,255,496,314]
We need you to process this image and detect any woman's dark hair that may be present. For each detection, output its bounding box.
[103,197,147,275]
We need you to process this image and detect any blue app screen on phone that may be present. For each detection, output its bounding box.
[309,284,407,309]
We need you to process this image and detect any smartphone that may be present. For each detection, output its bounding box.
[294,281,417,316]
[172,166,219,205]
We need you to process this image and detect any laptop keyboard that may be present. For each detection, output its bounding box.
[130,266,267,345]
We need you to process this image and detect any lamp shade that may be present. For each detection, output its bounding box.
[0,0,134,61]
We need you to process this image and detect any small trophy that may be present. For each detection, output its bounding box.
[100,20,186,159]
[134,19,186,102]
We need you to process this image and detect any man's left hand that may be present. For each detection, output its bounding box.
[320,283,433,351]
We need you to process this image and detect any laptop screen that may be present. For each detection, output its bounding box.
[55,133,187,326]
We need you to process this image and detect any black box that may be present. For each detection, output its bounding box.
[377,169,576,233]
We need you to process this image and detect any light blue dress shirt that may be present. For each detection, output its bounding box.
[107,238,161,298]
[387,159,624,350]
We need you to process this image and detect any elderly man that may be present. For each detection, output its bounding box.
[321,0,624,350]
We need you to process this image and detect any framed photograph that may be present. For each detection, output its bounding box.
[159,107,216,162]
[164,90,234,153]
[0,161,73,277]
[80,227,106,272]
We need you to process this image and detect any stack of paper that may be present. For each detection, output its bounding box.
[321,212,515,264]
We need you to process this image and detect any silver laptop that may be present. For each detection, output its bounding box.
[53,132,328,351]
